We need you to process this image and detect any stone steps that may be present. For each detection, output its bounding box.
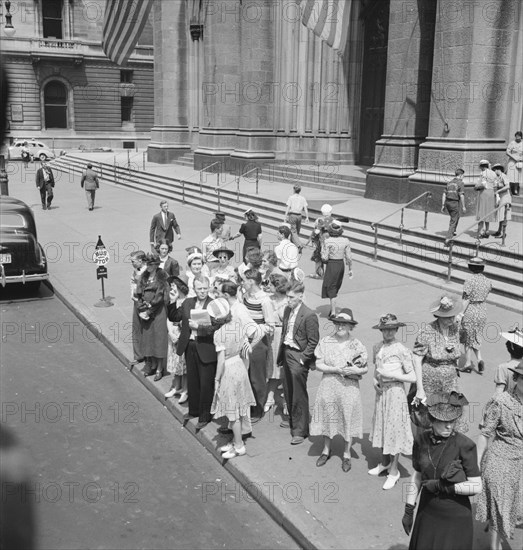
[50,155,522,311]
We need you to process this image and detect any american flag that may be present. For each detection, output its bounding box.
[301,0,352,56]
[102,0,154,66]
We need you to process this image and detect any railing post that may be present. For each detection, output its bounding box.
[423,193,432,230]
[113,156,117,185]
[143,151,146,171]
[255,168,259,195]
[399,209,404,245]
[373,224,378,262]
[199,170,202,193]
[216,171,220,211]
[99,162,102,181]
[501,204,508,247]
[447,241,453,282]
[127,149,130,169]
[236,174,240,203]
[182,180,185,204]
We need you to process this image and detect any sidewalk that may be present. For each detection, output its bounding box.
[6,158,523,550]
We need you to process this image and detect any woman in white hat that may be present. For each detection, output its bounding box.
[460,257,491,374]
[305,204,333,279]
[368,314,416,490]
[210,298,256,460]
[402,392,482,550]
[321,221,353,317]
[476,363,523,550]
[475,160,497,238]
[184,247,210,298]
[505,130,522,196]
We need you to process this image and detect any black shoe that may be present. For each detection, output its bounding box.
[478,360,485,374]
[316,453,330,467]
[492,232,502,238]
[342,458,352,472]
[280,420,290,429]
[218,427,233,435]
[42,204,46,210]
[195,420,209,430]
[143,370,155,377]
[241,432,253,440]
[183,413,196,421]
[153,371,163,382]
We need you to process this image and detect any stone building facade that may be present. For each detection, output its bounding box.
[1,0,154,150]
[148,0,523,208]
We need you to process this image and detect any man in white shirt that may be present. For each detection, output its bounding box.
[274,225,300,276]
[284,185,309,248]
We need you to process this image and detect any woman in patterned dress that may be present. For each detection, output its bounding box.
[460,257,492,374]
[369,314,416,490]
[413,295,468,432]
[476,363,523,550]
[310,309,368,472]
[475,160,498,238]
[164,274,189,403]
[210,298,256,460]
[401,392,482,550]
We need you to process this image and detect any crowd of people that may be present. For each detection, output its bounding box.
[124,196,523,550]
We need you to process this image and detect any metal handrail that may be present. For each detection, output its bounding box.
[180,166,219,204]
[446,203,509,282]
[216,167,258,209]
[370,191,432,261]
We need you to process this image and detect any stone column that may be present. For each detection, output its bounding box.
[365,0,436,202]
[231,0,276,171]
[408,0,520,210]
[147,0,190,164]
[194,0,241,170]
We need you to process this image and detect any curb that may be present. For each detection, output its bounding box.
[45,279,343,550]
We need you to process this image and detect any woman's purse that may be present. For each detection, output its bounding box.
[407,384,430,429]
[440,459,467,483]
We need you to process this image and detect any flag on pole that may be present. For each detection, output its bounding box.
[301,0,352,56]
[102,0,154,66]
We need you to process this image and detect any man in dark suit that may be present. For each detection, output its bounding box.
[149,200,181,252]
[277,281,319,445]
[167,276,217,429]
[35,160,55,210]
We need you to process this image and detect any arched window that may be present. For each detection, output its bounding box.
[44,81,67,128]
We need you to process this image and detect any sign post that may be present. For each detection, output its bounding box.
[92,235,113,307]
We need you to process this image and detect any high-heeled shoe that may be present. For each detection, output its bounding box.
[382,472,400,490]
[178,391,188,404]
[368,463,390,476]
[164,388,177,399]
[263,402,274,413]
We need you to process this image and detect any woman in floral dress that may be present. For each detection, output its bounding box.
[413,295,468,432]
[369,314,416,490]
[310,308,368,472]
[461,257,492,374]
[211,298,256,460]
[476,364,523,550]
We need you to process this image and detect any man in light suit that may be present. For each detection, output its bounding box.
[149,200,181,252]
[80,163,100,211]
[167,276,217,430]
[277,281,319,445]
[35,160,55,210]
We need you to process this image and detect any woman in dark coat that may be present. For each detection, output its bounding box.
[230,208,262,261]
[402,392,482,550]
[157,238,180,278]
[135,254,169,381]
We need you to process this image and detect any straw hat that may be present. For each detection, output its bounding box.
[330,308,357,325]
[429,295,462,317]
[479,159,490,166]
[426,392,469,422]
[372,313,406,330]
[321,204,333,215]
[507,361,523,377]
[501,326,523,347]
[327,220,343,236]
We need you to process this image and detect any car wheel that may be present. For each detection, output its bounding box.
[39,153,48,161]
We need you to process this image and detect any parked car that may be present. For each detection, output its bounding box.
[0,196,49,289]
[7,139,56,161]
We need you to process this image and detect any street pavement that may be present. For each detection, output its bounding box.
[1,296,299,550]
[2,157,522,549]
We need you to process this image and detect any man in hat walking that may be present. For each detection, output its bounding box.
[441,168,466,246]
[35,159,55,210]
[149,200,181,252]
[80,163,100,211]
[277,281,319,445]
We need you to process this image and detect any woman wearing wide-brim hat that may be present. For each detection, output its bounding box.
[135,253,169,381]
[460,256,492,374]
[368,314,416,490]
[209,247,236,287]
[310,308,368,472]
[494,327,523,394]
[320,221,353,317]
[402,391,482,550]
[476,363,523,550]
[412,295,468,431]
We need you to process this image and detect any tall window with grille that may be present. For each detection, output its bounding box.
[121,97,133,124]
[44,81,67,128]
[42,0,63,39]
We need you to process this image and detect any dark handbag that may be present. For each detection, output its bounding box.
[407,384,430,429]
